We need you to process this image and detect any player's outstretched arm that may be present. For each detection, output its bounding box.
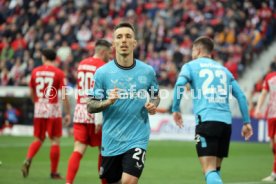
[255,89,268,118]
[171,67,189,113]
[231,80,251,123]
[171,73,189,128]
[231,80,253,140]
[63,93,71,126]
[87,88,119,113]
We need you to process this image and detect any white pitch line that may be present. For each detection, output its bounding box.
[226,182,264,184]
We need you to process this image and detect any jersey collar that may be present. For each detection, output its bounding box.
[114,58,136,70]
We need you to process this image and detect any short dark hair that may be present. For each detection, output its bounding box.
[270,62,276,72]
[41,49,56,61]
[95,39,112,48]
[114,22,135,33]
[193,36,214,53]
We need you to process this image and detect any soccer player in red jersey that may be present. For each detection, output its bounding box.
[21,49,71,179]
[256,66,276,182]
[66,39,112,184]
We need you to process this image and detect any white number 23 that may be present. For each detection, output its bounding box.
[199,69,227,95]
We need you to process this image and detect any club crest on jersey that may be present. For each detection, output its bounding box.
[138,76,147,84]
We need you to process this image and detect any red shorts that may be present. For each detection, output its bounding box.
[73,123,102,147]
[268,118,276,139]
[33,118,62,140]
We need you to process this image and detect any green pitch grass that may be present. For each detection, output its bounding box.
[0,136,271,184]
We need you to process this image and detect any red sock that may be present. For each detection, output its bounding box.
[66,151,83,184]
[273,143,276,173]
[26,140,42,159]
[50,145,60,174]
[98,154,107,184]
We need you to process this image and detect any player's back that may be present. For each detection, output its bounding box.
[76,57,105,104]
[186,57,234,124]
[30,65,65,118]
[74,57,105,124]
[264,72,276,119]
[30,65,64,103]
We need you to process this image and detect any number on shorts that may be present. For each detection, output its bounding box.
[132,148,146,164]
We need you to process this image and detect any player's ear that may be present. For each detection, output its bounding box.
[112,41,115,50]
[195,47,200,57]
[133,39,138,49]
[41,55,45,63]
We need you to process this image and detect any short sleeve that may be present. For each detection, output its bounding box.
[179,64,191,83]
[225,68,235,82]
[88,70,105,100]
[29,70,35,88]
[148,67,159,96]
[263,75,270,91]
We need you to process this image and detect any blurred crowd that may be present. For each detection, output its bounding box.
[0,0,275,87]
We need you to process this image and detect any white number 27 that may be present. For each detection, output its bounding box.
[36,77,54,97]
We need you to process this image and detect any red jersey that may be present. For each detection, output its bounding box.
[263,72,276,119]
[29,65,66,118]
[73,57,105,123]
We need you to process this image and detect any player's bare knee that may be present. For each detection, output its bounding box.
[273,136,276,143]
[35,137,44,143]
[121,175,138,184]
[73,141,87,154]
[50,137,60,145]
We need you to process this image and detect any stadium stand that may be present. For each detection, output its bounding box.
[0,0,275,88]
